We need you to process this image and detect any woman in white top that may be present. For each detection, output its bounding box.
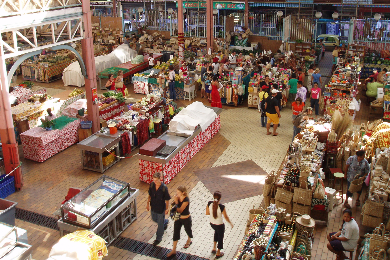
[206,191,233,259]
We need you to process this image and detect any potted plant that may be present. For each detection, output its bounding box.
[40,118,54,131]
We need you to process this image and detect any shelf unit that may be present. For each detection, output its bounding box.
[348,44,366,56]
[295,42,312,56]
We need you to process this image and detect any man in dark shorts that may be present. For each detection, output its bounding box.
[327,209,359,259]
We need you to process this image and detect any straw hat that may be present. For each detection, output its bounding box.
[296,215,315,228]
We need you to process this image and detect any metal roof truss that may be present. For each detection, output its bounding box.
[0,7,83,59]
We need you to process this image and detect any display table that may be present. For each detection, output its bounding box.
[138,112,221,184]
[58,176,139,246]
[77,130,122,173]
[20,117,80,162]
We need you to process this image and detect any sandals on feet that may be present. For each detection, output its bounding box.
[216,252,224,258]
[183,241,192,249]
[211,250,217,254]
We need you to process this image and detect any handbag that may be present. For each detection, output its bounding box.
[313,179,325,199]
[348,175,364,193]
[115,81,124,89]
[275,184,294,204]
[249,206,264,223]
[293,182,312,205]
[369,224,389,255]
[363,195,384,218]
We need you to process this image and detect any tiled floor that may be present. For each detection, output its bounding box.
[5,51,383,260]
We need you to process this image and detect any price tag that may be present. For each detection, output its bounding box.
[170,55,173,60]
[157,61,160,65]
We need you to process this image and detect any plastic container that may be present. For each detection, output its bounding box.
[80,121,93,129]
[0,198,17,226]
[0,175,15,199]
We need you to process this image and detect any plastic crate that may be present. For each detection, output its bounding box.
[80,121,93,129]
[0,175,15,199]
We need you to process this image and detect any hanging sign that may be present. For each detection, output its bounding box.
[179,2,245,10]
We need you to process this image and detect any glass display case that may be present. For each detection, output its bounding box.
[61,175,130,229]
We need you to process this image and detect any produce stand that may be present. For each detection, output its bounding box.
[58,175,139,246]
[99,100,125,121]
[20,117,80,162]
[138,107,221,184]
[77,130,123,173]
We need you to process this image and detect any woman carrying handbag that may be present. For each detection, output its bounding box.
[206,191,233,258]
[167,186,193,258]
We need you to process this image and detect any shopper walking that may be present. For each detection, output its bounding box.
[288,73,298,102]
[211,75,222,108]
[200,62,208,98]
[344,150,370,209]
[320,39,325,59]
[296,81,307,104]
[167,186,193,258]
[310,82,321,116]
[168,65,176,100]
[258,86,269,127]
[147,172,171,246]
[265,89,281,136]
[206,191,234,259]
[306,65,315,93]
[311,68,322,89]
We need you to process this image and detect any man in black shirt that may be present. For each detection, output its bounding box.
[147,172,171,245]
[265,89,281,136]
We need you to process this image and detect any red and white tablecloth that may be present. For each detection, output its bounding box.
[139,115,221,184]
[20,119,80,162]
[133,81,149,95]
[99,101,125,121]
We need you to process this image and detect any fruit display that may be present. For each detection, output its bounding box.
[69,88,84,97]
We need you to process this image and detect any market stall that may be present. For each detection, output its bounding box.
[137,102,221,184]
[57,175,139,246]
[98,53,162,90]
[63,44,138,87]
[20,116,80,162]
[21,51,72,83]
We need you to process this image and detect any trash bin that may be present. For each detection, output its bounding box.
[0,198,17,226]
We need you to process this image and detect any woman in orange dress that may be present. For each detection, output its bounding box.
[210,75,222,108]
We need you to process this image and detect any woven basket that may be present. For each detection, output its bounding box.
[363,196,384,218]
[348,176,364,193]
[275,185,294,204]
[263,183,273,196]
[369,249,387,260]
[369,224,389,255]
[293,202,311,216]
[362,213,383,228]
[276,200,292,214]
[293,185,312,205]
[263,196,271,208]
[249,207,264,223]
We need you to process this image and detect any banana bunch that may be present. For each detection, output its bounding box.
[175,75,181,81]
[69,88,84,97]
